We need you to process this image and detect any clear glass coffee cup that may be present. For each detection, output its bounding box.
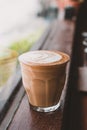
[19,50,70,112]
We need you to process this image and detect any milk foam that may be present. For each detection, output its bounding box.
[24,51,62,64]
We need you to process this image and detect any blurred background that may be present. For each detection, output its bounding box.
[0,0,58,50]
[0,0,83,51]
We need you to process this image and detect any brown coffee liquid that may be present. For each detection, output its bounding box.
[19,50,69,107]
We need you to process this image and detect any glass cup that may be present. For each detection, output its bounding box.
[0,48,18,91]
[19,50,69,112]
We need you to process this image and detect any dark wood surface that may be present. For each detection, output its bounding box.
[62,2,87,130]
[6,20,75,130]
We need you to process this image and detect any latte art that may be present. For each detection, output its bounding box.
[23,51,62,64]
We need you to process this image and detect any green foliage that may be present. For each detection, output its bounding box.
[9,30,43,55]
[9,39,32,55]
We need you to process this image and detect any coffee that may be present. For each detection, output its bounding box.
[21,51,62,64]
[19,50,69,112]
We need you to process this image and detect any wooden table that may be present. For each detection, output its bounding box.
[1,2,87,130]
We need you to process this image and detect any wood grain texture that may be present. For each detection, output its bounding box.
[8,95,62,130]
[7,20,75,130]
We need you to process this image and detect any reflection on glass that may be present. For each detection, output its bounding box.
[82,32,87,37]
[82,32,87,66]
[0,48,18,92]
[83,48,87,66]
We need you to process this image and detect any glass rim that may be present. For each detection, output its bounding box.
[0,48,18,64]
[19,50,70,67]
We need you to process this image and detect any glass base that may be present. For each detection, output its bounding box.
[30,102,60,113]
